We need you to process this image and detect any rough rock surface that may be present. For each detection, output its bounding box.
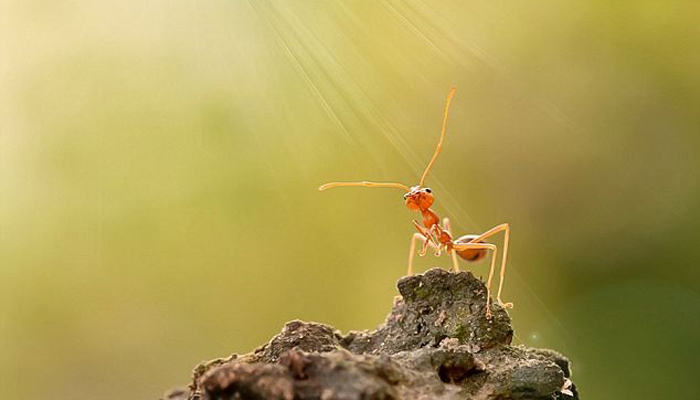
[163,268,579,400]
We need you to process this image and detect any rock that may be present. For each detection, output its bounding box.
[341,269,513,355]
[163,268,579,400]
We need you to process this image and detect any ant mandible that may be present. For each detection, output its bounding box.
[319,87,513,318]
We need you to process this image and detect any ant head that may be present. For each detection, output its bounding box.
[404,186,434,211]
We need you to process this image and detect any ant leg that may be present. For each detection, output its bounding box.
[412,221,433,257]
[452,242,498,318]
[408,233,438,276]
[443,218,460,273]
[429,225,443,257]
[443,217,452,232]
[450,247,460,272]
[467,223,513,309]
[419,233,432,257]
[412,220,440,253]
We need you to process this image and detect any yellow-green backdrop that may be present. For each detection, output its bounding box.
[1,1,699,399]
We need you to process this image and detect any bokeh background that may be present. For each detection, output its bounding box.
[2,1,699,399]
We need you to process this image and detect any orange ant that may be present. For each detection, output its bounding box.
[319,87,513,318]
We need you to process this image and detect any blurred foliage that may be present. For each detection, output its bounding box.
[1,1,699,399]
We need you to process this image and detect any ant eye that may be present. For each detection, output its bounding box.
[424,188,432,193]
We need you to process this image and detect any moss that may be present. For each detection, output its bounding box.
[454,324,471,343]
[413,285,431,300]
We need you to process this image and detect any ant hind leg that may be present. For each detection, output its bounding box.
[467,223,513,309]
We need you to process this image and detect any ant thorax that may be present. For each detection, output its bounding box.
[421,209,440,229]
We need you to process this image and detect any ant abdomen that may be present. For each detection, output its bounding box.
[454,235,488,262]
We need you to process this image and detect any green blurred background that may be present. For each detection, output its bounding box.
[1,1,699,398]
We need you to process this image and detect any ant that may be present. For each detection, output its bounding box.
[319,87,513,318]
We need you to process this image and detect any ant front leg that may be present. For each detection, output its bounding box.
[407,232,438,276]
[467,223,512,309]
[452,242,498,318]
[412,220,439,256]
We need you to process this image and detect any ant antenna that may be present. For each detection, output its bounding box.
[318,181,410,192]
[419,86,456,187]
